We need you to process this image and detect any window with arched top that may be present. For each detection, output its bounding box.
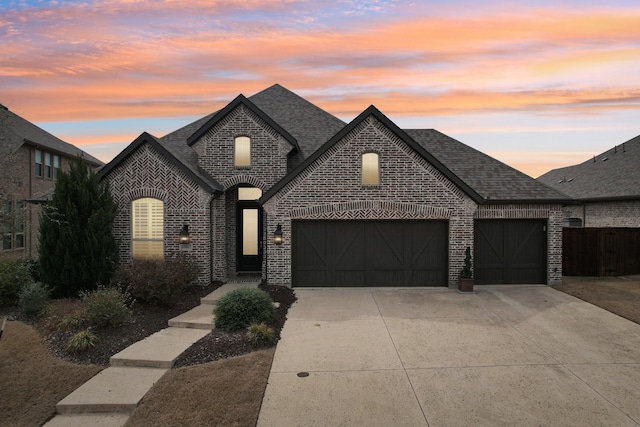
[235,136,251,167]
[132,198,164,260]
[361,152,379,185]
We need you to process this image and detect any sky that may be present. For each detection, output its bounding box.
[1,0,639,178]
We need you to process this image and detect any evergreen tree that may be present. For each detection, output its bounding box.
[39,158,119,297]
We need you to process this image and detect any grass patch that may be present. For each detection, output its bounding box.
[125,348,275,427]
[0,321,102,427]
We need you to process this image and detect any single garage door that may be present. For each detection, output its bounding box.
[474,219,547,285]
[292,220,448,287]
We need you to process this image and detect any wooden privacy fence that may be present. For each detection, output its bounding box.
[563,228,640,276]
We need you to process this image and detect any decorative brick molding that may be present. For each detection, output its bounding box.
[290,201,452,220]
[223,174,268,191]
[475,204,558,219]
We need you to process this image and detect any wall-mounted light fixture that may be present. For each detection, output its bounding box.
[273,224,283,245]
[179,224,191,244]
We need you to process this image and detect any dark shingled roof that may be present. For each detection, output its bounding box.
[537,134,640,200]
[249,84,346,169]
[0,104,102,166]
[102,84,570,203]
[405,129,569,202]
[155,84,346,184]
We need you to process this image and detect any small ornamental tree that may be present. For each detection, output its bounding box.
[39,158,119,297]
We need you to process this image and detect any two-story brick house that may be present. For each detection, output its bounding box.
[0,104,103,259]
[100,84,569,287]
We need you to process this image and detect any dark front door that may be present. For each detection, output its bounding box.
[292,220,448,287]
[236,202,262,272]
[474,219,547,285]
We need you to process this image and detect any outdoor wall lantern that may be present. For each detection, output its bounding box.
[179,224,191,244]
[273,224,283,245]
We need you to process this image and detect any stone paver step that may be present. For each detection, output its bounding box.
[168,304,215,329]
[110,327,209,368]
[43,413,129,427]
[201,282,259,305]
[56,367,166,415]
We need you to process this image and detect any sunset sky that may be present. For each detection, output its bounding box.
[1,0,639,178]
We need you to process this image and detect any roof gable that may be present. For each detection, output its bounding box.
[186,94,299,151]
[0,104,102,166]
[537,134,640,200]
[99,132,221,193]
[262,105,484,204]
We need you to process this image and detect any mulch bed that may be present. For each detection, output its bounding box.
[0,282,296,368]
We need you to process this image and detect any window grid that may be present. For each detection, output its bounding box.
[132,198,164,260]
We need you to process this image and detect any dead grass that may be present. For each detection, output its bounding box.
[0,320,102,427]
[125,348,275,427]
[554,275,640,324]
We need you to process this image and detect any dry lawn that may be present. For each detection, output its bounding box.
[125,348,275,427]
[554,275,640,324]
[0,320,102,427]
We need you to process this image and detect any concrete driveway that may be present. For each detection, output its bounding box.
[258,286,640,426]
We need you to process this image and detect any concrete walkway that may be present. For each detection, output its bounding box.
[258,286,640,427]
[44,280,259,427]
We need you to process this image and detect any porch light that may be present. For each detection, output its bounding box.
[273,224,283,245]
[179,224,191,244]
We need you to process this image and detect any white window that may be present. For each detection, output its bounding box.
[362,152,379,185]
[132,198,164,260]
[235,136,251,167]
[44,152,52,178]
[53,155,60,179]
[1,201,24,250]
[35,150,43,177]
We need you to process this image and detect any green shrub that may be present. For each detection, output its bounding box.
[246,322,275,346]
[83,287,132,328]
[66,329,97,354]
[23,259,43,283]
[18,282,50,316]
[112,254,200,307]
[0,258,32,306]
[60,312,88,331]
[214,287,277,331]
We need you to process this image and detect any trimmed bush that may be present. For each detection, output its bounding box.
[0,258,32,306]
[246,322,275,346]
[66,329,97,354]
[18,282,50,316]
[60,312,88,331]
[214,287,277,331]
[83,287,132,328]
[111,254,200,307]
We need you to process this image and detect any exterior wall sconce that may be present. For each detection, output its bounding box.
[179,224,191,244]
[273,224,283,245]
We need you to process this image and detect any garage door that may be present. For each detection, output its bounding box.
[292,220,448,287]
[474,219,547,285]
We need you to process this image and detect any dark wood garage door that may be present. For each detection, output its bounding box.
[474,219,547,285]
[292,220,448,287]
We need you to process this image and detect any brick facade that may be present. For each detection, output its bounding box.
[104,98,565,288]
[263,116,564,287]
[105,143,213,284]
[1,145,79,260]
[191,104,292,280]
[563,200,640,228]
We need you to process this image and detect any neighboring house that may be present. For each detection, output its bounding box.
[0,104,103,259]
[100,84,569,287]
[538,135,640,228]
